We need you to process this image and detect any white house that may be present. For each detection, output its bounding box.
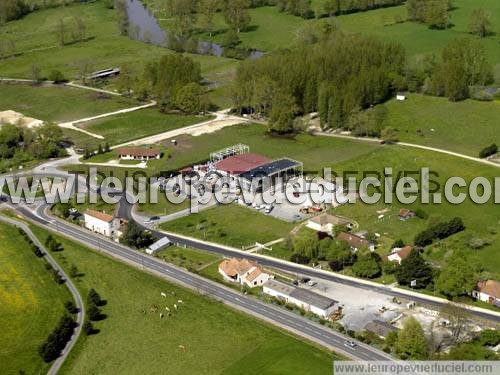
[84,209,119,237]
[263,279,338,318]
[472,280,500,306]
[218,258,271,288]
[306,213,351,235]
[384,245,413,265]
[117,147,161,161]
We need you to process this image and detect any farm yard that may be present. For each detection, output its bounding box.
[0,222,71,375]
[26,225,336,375]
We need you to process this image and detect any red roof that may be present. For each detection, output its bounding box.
[214,153,271,175]
[117,147,160,158]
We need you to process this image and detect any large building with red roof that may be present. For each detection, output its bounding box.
[214,153,271,175]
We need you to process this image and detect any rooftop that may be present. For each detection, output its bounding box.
[263,279,337,310]
[336,232,370,249]
[364,320,398,337]
[477,280,500,299]
[239,158,301,181]
[219,258,259,277]
[85,209,114,223]
[214,153,271,175]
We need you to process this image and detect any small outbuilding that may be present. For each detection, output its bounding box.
[364,320,398,339]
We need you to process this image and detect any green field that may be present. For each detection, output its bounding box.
[161,204,295,249]
[381,94,500,156]
[0,222,71,375]
[330,145,500,278]
[156,246,221,272]
[0,83,138,123]
[79,109,212,147]
[24,225,335,374]
[0,2,238,103]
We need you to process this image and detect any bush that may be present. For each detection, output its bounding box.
[64,301,78,314]
[479,144,498,159]
[83,320,97,336]
[290,253,310,264]
[48,70,66,83]
[414,209,428,219]
[87,303,103,321]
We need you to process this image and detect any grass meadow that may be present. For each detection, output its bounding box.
[161,204,295,249]
[0,82,138,123]
[25,224,336,375]
[0,222,71,375]
[381,94,500,156]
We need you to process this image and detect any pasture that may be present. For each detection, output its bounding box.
[26,225,336,374]
[0,222,70,375]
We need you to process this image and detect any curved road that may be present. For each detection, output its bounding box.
[0,215,85,375]
[16,203,392,361]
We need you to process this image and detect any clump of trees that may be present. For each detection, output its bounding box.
[38,315,76,362]
[17,227,44,257]
[276,0,314,19]
[120,222,155,249]
[0,0,29,24]
[406,0,453,30]
[0,122,66,173]
[435,253,476,298]
[468,8,493,38]
[233,32,406,133]
[394,317,428,359]
[414,217,465,247]
[45,234,64,252]
[323,0,405,17]
[395,249,433,289]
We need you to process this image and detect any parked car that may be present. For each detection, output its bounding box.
[307,280,317,287]
[264,205,274,214]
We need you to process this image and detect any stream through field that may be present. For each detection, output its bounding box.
[124,0,264,59]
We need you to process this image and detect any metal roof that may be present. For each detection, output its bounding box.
[148,236,172,252]
[239,158,301,180]
[263,279,337,310]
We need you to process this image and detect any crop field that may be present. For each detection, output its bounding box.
[26,225,336,374]
[0,83,138,123]
[0,222,70,375]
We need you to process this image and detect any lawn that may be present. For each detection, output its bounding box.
[380,94,500,156]
[137,189,192,216]
[337,0,500,81]
[0,221,71,375]
[25,224,336,374]
[0,82,138,123]
[329,144,500,278]
[161,204,295,249]
[156,246,221,273]
[0,2,239,106]
[79,108,212,147]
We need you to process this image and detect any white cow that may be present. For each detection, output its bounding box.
[161,292,167,298]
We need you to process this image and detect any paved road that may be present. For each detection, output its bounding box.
[15,203,392,361]
[0,215,85,375]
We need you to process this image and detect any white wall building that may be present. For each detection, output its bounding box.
[84,209,119,237]
[263,279,338,318]
[472,280,500,307]
[218,258,271,288]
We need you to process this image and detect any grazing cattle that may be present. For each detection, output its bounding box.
[160,313,164,318]
[177,299,183,304]
[161,292,167,298]
[179,345,185,350]
[165,307,170,311]
[174,304,178,310]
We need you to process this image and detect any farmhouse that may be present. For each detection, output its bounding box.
[117,147,161,161]
[336,232,375,252]
[472,280,500,307]
[218,258,271,288]
[263,279,338,318]
[210,144,302,192]
[364,320,398,339]
[384,245,413,265]
[84,209,119,237]
[306,214,352,235]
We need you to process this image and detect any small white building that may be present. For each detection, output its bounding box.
[472,280,500,307]
[117,147,161,161]
[146,236,172,255]
[84,209,119,237]
[263,279,338,318]
[218,258,271,288]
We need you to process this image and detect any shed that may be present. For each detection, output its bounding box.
[146,236,172,255]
